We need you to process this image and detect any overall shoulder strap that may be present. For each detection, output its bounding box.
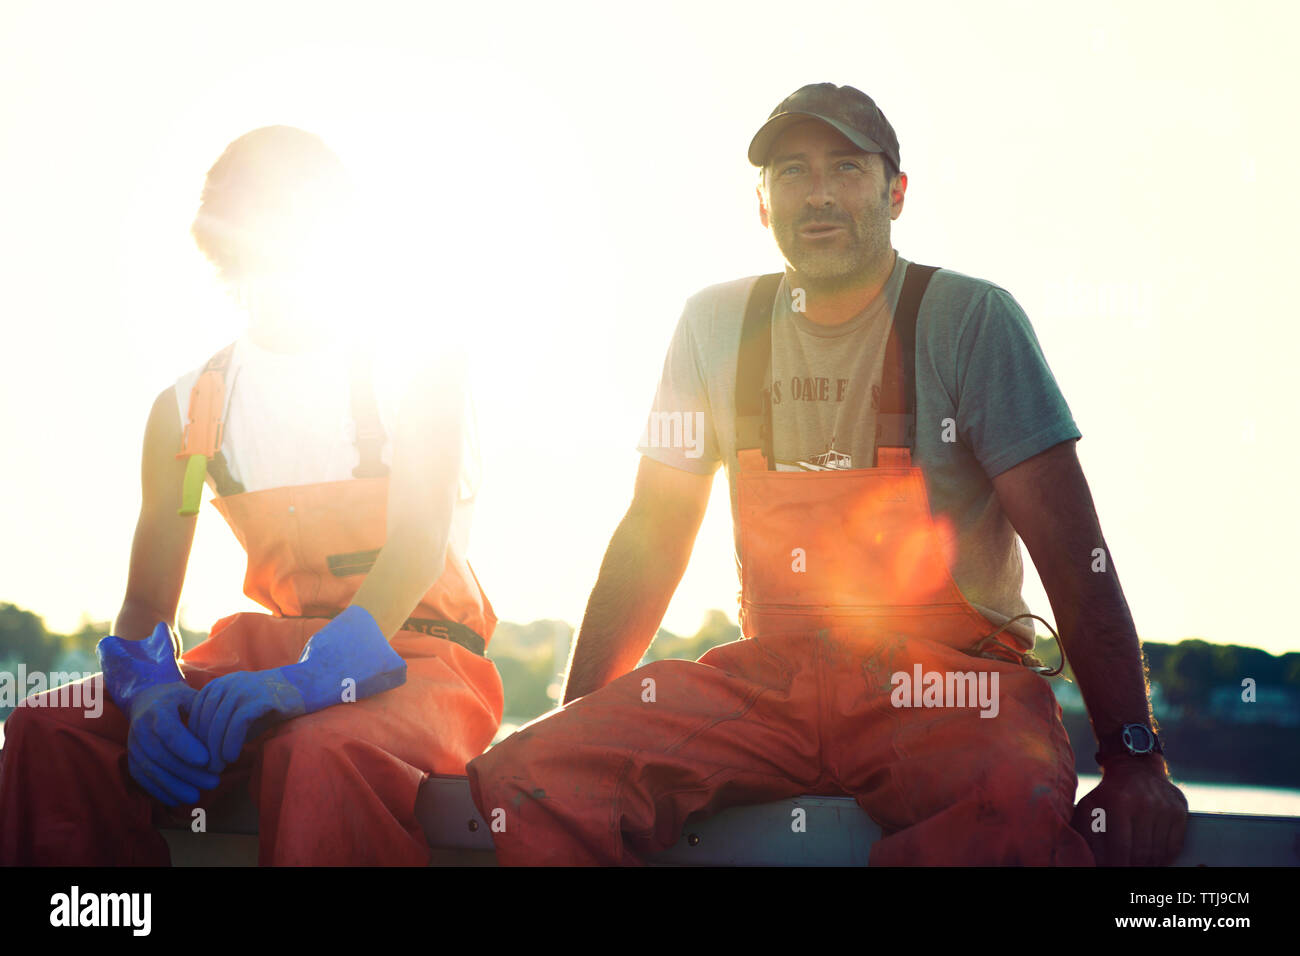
[177,342,244,514]
[734,273,784,467]
[876,263,940,465]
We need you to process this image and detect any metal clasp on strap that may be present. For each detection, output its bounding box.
[874,413,914,460]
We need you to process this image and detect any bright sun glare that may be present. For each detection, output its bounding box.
[109,46,622,634]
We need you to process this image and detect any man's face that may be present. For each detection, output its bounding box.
[758,120,904,284]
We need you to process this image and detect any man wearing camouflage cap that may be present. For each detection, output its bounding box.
[469,83,1188,866]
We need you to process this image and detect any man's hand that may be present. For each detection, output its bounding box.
[1072,756,1189,866]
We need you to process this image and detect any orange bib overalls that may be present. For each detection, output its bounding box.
[466,265,1093,865]
[0,348,503,865]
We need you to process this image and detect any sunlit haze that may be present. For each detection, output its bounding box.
[2,0,1297,655]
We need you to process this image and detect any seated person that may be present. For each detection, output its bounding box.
[0,125,502,866]
[466,84,1186,866]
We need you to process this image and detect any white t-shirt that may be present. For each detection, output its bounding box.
[174,335,480,553]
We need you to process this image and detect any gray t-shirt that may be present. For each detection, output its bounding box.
[636,251,1081,645]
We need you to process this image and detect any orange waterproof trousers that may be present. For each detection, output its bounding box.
[467,626,1089,865]
[0,612,502,865]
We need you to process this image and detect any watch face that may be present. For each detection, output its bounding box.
[1122,724,1154,753]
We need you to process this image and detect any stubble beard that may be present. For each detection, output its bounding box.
[772,191,893,296]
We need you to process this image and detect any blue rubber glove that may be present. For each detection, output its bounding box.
[187,606,407,771]
[97,623,220,806]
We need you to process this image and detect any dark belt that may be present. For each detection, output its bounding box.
[399,618,486,656]
[288,613,486,657]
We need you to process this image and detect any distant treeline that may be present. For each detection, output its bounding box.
[1138,640,1300,720]
[0,603,205,680]
[4,602,1299,731]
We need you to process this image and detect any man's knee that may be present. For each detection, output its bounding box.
[468,723,565,800]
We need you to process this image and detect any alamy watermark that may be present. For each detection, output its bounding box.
[0,667,102,718]
[640,410,706,459]
[49,886,150,935]
[890,664,999,718]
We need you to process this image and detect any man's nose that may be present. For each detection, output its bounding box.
[805,170,834,208]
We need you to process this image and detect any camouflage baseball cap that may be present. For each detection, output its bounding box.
[748,83,900,173]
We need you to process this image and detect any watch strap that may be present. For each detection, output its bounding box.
[1094,722,1164,765]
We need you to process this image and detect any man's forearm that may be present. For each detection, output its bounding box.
[1038,544,1162,768]
[563,509,695,704]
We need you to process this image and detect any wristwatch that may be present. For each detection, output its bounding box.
[1094,722,1164,766]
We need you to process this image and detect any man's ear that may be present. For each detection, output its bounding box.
[889,170,908,221]
[757,183,771,228]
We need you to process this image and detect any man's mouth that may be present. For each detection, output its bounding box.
[798,222,847,240]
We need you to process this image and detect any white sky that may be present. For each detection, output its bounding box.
[1,0,1297,655]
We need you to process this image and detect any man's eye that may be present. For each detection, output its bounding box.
[839,161,864,172]
[777,165,802,177]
